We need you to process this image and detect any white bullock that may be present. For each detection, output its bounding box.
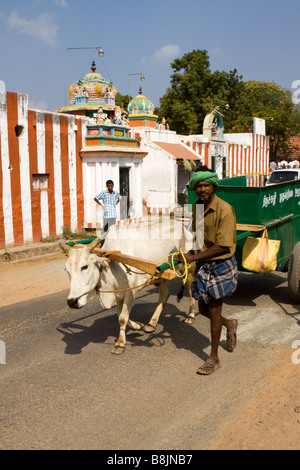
[61,217,194,354]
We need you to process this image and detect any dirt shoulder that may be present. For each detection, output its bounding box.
[209,348,300,450]
[0,254,69,307]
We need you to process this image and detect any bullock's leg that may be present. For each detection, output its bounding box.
[177,278,197,324]
[177,264,197,324]
[112,293,136,355]
[143,279,169,333]
[184,279,197,324]
[116,296,144,332]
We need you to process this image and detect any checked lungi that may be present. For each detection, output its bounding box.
[191,255,238,304]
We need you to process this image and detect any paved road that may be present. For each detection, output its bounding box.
[0,269,299,450]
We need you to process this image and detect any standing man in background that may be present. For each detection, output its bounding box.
[94,180,120,232]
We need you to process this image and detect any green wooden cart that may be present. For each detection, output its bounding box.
[187,176,300,302]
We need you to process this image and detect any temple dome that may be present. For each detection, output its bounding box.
[128,88,155,115]
[67,60,117,103]
[82,71,103,81]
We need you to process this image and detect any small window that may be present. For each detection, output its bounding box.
[32,173,49,190]
[15,125,24,137]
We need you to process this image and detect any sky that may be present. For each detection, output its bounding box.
[0,0,300,112]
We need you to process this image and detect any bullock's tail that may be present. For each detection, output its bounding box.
[177,283,185,303]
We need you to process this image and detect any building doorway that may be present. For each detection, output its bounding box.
[177,164,190,206]
[119,167,130,219]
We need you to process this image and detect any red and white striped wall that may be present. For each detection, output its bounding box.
[0,91,88,248]
[183,133,269,187]
[226,134,269,186]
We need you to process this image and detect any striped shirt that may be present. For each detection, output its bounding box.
[95,189,120,219]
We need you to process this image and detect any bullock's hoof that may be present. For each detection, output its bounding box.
[142,324,156,333]
[111,345,125,355]
[184,316,195,324]
[129,321,144,331]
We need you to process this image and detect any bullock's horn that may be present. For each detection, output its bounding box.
[59,242,72,253]
[88,235,106,252]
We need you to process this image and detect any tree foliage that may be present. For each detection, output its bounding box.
[229,80,300,159]
[157,49,300,159]
[115,92,130,111]
[158,49,243,134]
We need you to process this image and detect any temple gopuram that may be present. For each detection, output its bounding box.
[58,60,118,120]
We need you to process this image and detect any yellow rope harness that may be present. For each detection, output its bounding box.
[77,277,155,299]
[158,248,190,285]
[102,249,190,284]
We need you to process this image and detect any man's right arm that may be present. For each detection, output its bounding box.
[94,194,104,209]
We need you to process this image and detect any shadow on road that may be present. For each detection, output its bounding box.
[56,270,300,359]
[57,299,210,362]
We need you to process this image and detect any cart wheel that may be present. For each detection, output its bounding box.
[288,242,300,302]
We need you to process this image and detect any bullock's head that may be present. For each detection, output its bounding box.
[60,237,108,309]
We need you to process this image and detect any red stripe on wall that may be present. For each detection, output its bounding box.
[6,92,23,245]
[266,136,270,173]
[252,135,255,177]
[0,118,5,248]
[265,136,269,182]
[28,110,42,242]
[234,145,238,175]
[247,146,250,180]
[258,134,261,175]
[232,145,235,175]
[265,136,268,173]
[262,136,264,174]
[201,143,205,162]
[229,145,233,176]
[44,113,56,237]
[255,134,258,176]
[232,146,235,177]
[258,135,262,175]
[75,118,84,231]
[227,145,231,177]
[60,115,71,229]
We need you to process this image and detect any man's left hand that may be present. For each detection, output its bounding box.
[175,253,195,264]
